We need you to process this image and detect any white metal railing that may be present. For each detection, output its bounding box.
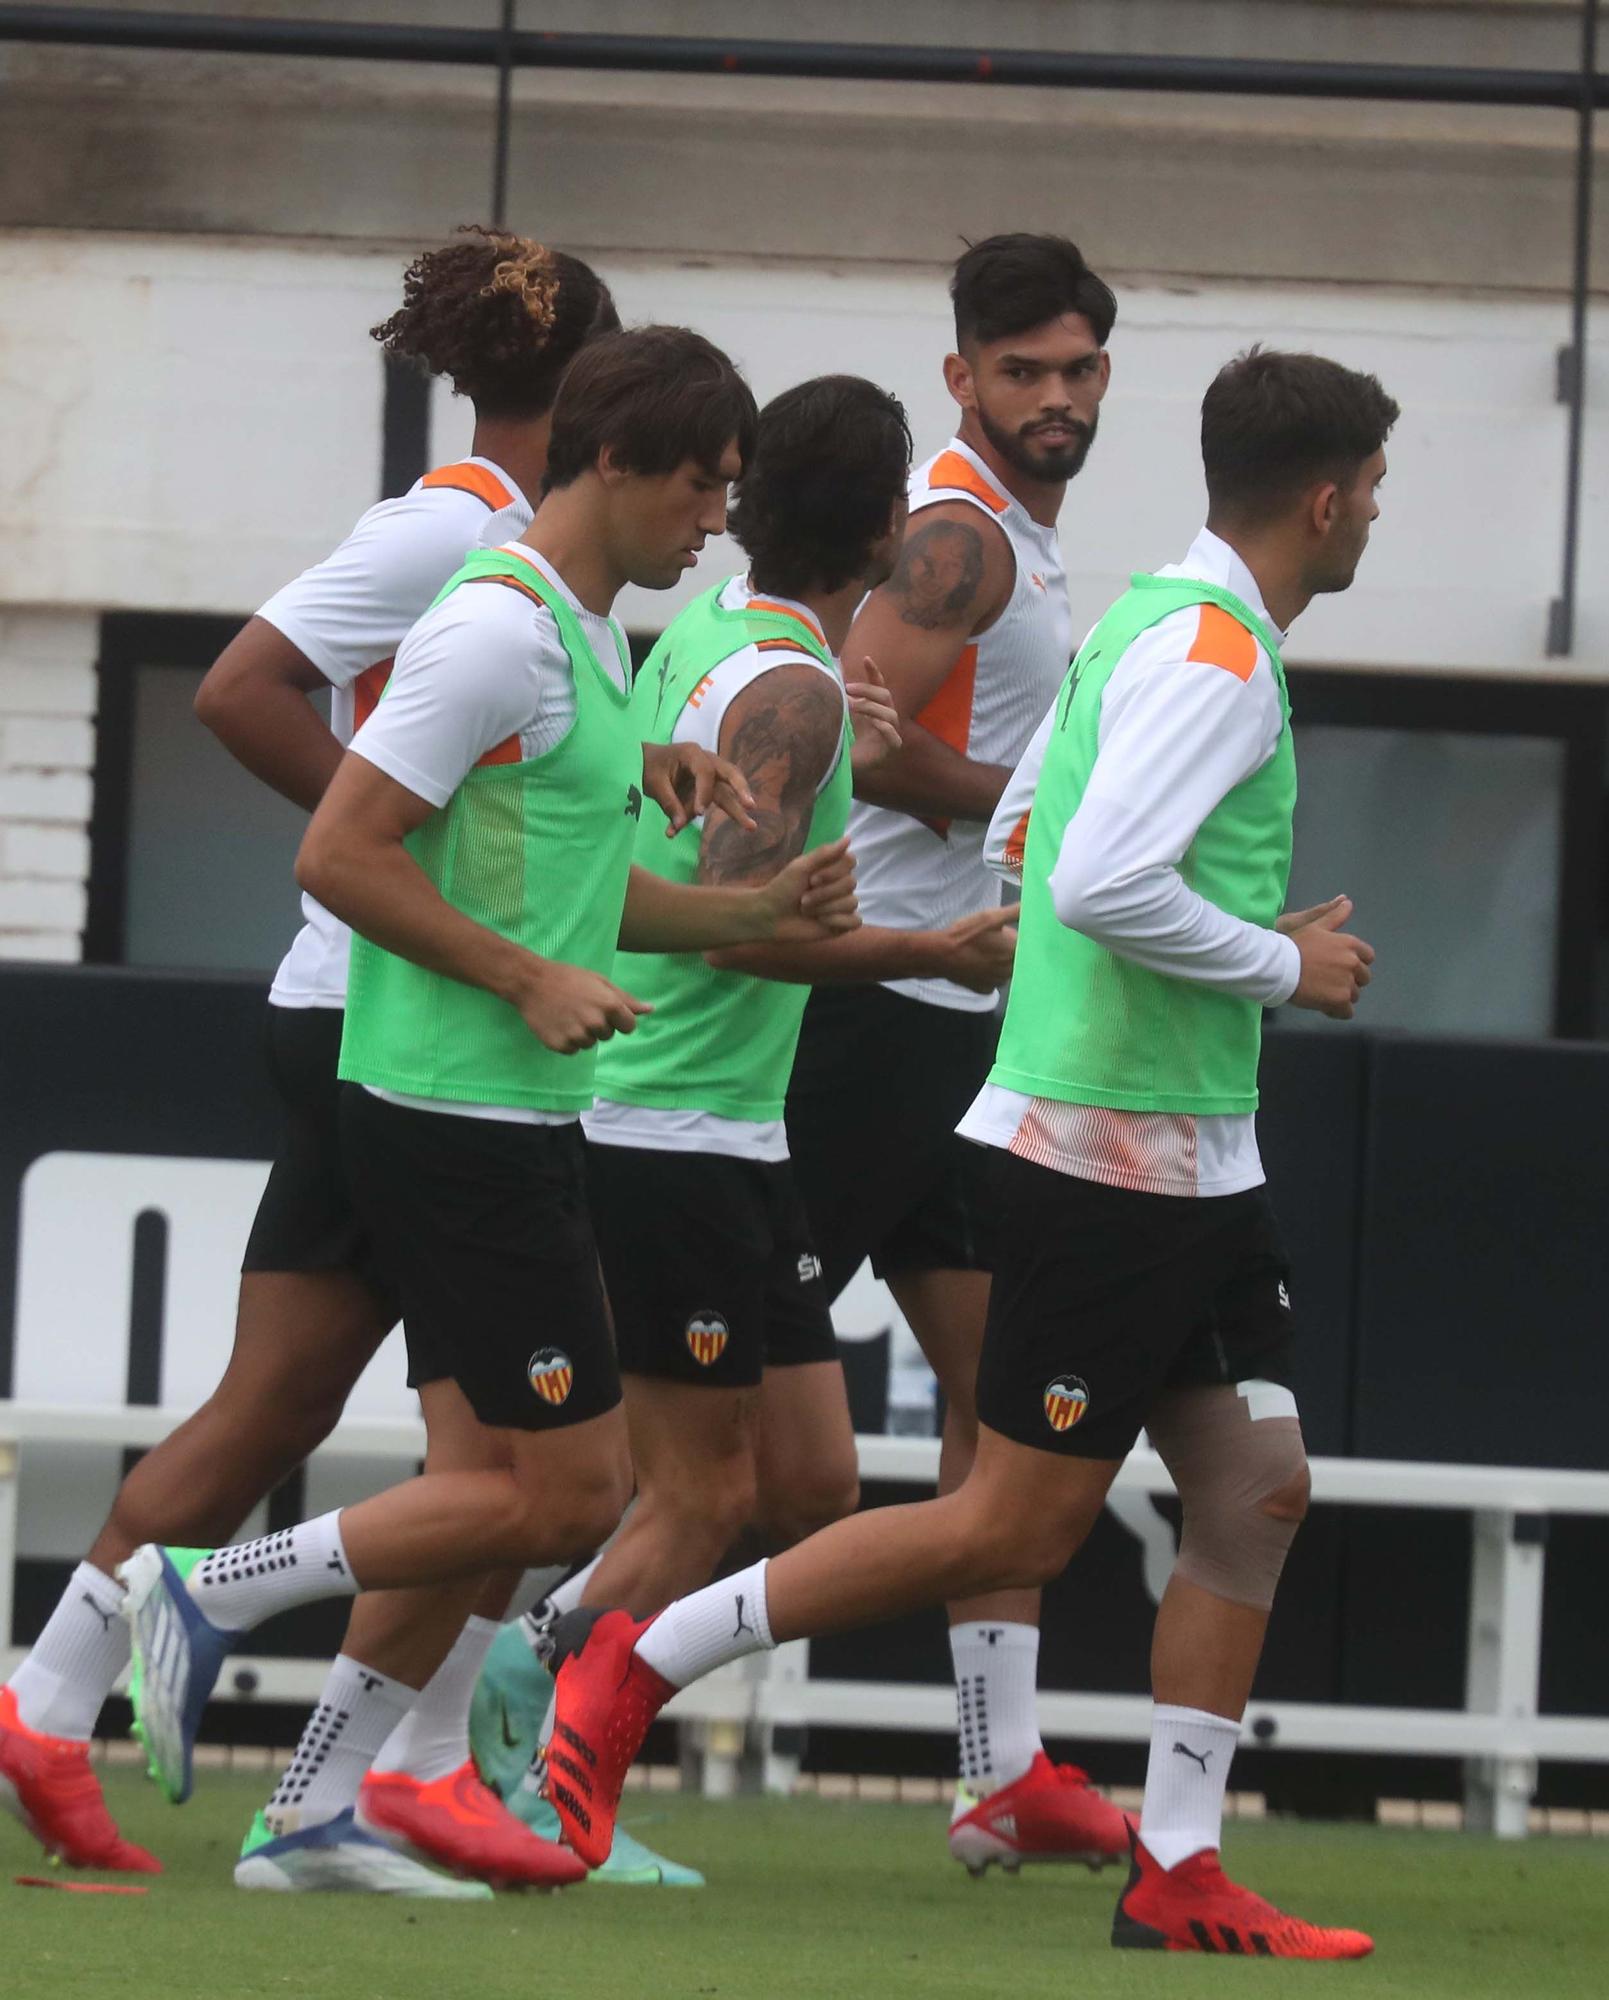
[4,1402,1607,1838]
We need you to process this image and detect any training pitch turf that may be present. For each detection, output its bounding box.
[5,1771,1607,1998]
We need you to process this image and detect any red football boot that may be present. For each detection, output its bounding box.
[949,1752,1133,1875]
[0,1687,161,1873]
[543,1608,674,1869]
[1113,1837,1374,1958]
[355,1760,586,1890]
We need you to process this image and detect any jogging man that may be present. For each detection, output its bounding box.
[547,345,1394,1962]
[785,233,1127,1871]
[115,327,859,1868]
[0,228,691,1890]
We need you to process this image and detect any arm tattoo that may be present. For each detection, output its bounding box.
[700,671,843,886]
[887,517,988,631]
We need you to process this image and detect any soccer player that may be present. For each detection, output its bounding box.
[545,346,1393,1961]
[783,234,1128,1871]
[0,227,675,1892]
[114,326,860,1872]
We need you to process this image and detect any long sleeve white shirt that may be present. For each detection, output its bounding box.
[960,528,1298,1197]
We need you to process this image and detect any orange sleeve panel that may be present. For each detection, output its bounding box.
[915,643,979,755]
[352,657,393,732]
[1185,604,1258,683]
[421,462,516,511]
[1002,810,1031,873]
[926,451,1008,514]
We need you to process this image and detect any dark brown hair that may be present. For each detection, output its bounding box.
[1202,347,1400,520]
[729,376,912,597]
[951,233,1117,351]
[544,326,758,490]
[370,225,619,419]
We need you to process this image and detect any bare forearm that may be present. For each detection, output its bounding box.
[197,680,345,814]
[298,839,530,1001]
[852,723,1011,822]
[706,924,949,986]
[620,866,770,953]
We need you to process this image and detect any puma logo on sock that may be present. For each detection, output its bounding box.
[732,1593,755,1640]
[81,1592,116,1633]
[1173,1741,1212,1772]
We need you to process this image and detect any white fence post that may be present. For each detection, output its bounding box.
[1463,1507,1545,1838]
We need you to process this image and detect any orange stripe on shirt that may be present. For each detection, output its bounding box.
[911,642,979,841]
[1185,603,1258,683]
[747,597,827,644]
[352,657,394,732]
[1001,810,1031,873]
[926,450,1008,515]
[421,461,516,511]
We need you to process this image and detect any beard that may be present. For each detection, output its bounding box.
[976,400,1098,484]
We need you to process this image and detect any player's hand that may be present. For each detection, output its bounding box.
[756,837,860,942]
[942,906,1018,992]
[847,656,902,775]
[513,960,651,1053]
[642,740,758,836]
[1286,898,1374,1020]
[1277,894,1352,936]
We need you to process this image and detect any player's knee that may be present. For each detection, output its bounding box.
[1173,1425,1309,1611]
[1259,1459,1311,1527]
[767,1459,860,1545]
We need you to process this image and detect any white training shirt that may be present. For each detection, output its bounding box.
[260,457,533,1009]
[959,527,1300,1198]
[347,542,633,1126]
[584,575,846,1163]
[848,435,1073,1014]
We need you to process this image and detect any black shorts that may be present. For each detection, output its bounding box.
[786,983,999,1300]
[585,1142,838,1388]
[339,1087,620,1433]
[242,1004,394,1310]
[976,1151,1298,1460]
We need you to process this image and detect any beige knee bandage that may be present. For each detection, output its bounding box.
[1146,1382,1309,1611]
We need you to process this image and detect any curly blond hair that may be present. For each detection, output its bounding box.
[371,225,618,417]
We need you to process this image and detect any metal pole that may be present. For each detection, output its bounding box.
[0,9,1605,110]
[1548,0,1599,658]
[489,0,516,230]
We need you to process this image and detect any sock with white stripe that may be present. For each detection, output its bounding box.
[369,1617,500,1784]
[5,1563,130,1740]
[633,1560,773,1688]
[263,1654,414,1834]
[950,1620,1042,1792]
[184,1512,356,1632]
[1139,1702,1240,1870]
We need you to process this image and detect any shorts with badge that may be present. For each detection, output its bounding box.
[976,1148,1298,1461]
[585,1141,838,1389]
[241,1004,396,1315]
[785,982,999,1301]
[339,1084,620,1433]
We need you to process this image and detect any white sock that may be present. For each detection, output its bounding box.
[5,1562,130,1739]
[634,1559,773,1688]
[950,1620,1042,1792]
[369,1617,499,1784]
[264,1654,415,1833]
[526,1554,603,1638]
[185,1512,356,1632]
[1139,1702,1240,1870]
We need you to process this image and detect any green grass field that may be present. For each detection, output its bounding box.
[6,1771,1608,1999]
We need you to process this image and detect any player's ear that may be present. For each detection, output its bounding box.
[596,443,630,489]
[1308,479,1341,536]
[943,350,976,411]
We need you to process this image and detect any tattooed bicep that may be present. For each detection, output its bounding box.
[885,516,992,631]
[699,668,844,885]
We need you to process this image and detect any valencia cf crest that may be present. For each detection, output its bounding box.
[685,1311,731,1368]
[1043,1374,1090,1433]
[528,1347,575,1406]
